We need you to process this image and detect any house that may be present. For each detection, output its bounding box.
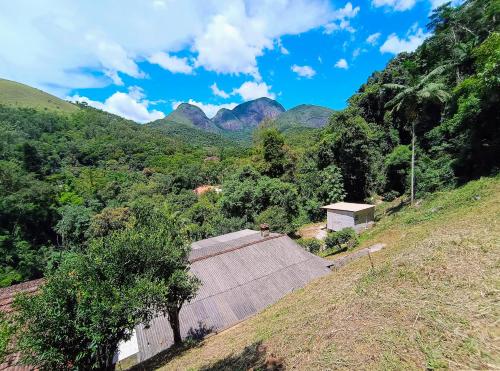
[120,228,332,363]
[193,185,222,196]
[322,202,375,232]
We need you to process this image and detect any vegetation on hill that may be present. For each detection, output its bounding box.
[272,104,335,129]
[0,79,78,113]
[151,176,500,370]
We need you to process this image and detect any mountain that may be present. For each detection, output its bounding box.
[273,104,334,129]
[0,78,78,113]
[162,98,334,136]
[212,108,244,131]
[229,97,285,129]
[164,103,219,132]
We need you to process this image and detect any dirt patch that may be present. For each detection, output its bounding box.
[297,222,327,240]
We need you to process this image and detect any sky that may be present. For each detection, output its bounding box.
[0,0,449,123]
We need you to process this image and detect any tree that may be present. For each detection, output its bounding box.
[384,66,450,204]
[254,127,294,179]
[318,109,375,201]
[13,206,199,370]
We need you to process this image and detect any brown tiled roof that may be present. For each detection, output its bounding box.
[0,280,42,371]
[0,279,43,314]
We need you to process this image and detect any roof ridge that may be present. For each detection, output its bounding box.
[189,234,284,263]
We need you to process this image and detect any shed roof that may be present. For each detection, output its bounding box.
[321,202,375,212]
[135,230,331,361]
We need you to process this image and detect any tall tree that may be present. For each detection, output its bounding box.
[384,66,450,204]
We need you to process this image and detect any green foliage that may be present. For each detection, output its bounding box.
[319,109,377,200]
[54,205,92,248]
[325,228,358,252]
[385,145,411,194]
[255,206,295,235]
[13,205,199,369]
[297,238,322,254]
[0,312,14,364]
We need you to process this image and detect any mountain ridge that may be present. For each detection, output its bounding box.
[159,97,334,135]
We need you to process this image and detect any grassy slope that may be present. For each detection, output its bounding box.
[0,79,78,113]
[154,177,499,370]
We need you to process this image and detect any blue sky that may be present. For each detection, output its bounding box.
[0,0,446,122]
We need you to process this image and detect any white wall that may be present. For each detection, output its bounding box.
[326,209,354,231]
[115,331,139,362]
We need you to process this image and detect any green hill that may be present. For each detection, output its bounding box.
[273,104,334,129]
[143,176,499,370]
[147,119,248,149]
[0,79,78,113]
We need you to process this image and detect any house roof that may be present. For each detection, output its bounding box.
[321,202,375,212]
[0,279,44,371]
[0,278,43,314]
[135,230,332,362]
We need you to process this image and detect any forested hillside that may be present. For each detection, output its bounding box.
[0,0,498,292]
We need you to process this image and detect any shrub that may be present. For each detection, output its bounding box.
[255,206,295,234]
[297,238,322,254]
[325,228,358,252]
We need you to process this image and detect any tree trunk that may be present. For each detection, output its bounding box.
[168,308,182,345]
[411,122,415,206]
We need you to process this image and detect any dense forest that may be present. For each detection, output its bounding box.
[1,0,498,292]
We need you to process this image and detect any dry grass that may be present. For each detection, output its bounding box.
[155,177,500,370]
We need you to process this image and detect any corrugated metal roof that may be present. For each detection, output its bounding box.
[321,202,375,212]
[136,231,332,362]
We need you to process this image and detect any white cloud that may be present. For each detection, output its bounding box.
[148,52,193,74]
[210,83,230,98]
[380,26,429,54]
[366,32,381,45]
[334,58,349,69]
[372,0,416,11]
[352,48,363,58]
[277,39,290,55]
[0,0,338,96]
[172,99,238,118]
[232,81,276,100]
[67,86,164,123]
[291,64,316,78]
[324,2,360,34]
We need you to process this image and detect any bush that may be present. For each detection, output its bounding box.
[255,206,295,234]
[382,190,400,202]
[325,228,358,252]
[297,238,322,254]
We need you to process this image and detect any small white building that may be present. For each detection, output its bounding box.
[322,202,375,232]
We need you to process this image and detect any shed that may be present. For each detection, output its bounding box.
[322,202,375,232]
[119,229,332,363]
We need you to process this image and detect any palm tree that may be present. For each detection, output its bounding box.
[384,66,450,205]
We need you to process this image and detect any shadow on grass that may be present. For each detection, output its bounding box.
[382,199,408,218]
[128,322,214,371]
[198,341,284,371]
[130,340,285,371]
